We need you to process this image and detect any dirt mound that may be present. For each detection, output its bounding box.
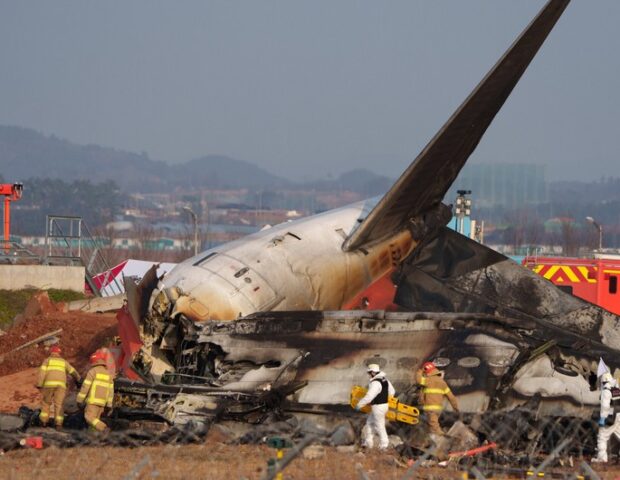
[0,291,119,414]
[0,368,39,413]
[0,309,117,377]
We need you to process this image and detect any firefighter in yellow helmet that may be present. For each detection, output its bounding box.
[415,361,459,436]
[77,349,114,431]
[36,344,81,429]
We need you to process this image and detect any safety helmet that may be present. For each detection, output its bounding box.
[49,345,61,354]
[423,361,437,374]
[601,372,614,384]
[366,364,381,374]
[89,350,106,365]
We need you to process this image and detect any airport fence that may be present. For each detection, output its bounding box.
[0,405,613,479]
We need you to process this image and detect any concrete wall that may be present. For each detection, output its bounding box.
[65,294,125,313]
[0,265,85,292]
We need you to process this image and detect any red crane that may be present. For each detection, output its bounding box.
[0,183,23,252]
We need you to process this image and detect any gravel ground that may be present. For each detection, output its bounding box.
[1,442,619,480]
[0,443,407,480]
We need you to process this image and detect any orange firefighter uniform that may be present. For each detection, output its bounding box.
[415,362,459,435]
[36,346,80,428]
[77,351,114,431]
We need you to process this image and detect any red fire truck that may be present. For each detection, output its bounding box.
[523,255,620,315]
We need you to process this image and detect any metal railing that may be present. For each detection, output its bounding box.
[44,214,123,296]
[0,241,41,264]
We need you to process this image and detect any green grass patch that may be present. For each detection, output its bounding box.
[0,289,86,328]
[46,289,86,304]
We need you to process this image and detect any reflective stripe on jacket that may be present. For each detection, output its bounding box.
[37,354,79,389]
[415,369,459,412]
[77,364,114,407]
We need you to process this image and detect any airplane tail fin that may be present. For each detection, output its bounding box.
[343,0,570,252]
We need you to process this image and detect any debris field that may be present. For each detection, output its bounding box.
[0,294,619,479]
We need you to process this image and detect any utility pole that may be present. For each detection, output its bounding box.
[585,216,603,252]
[183,206,199,256]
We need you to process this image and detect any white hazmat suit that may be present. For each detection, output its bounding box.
[593,373,620,463]
[357,369,395,450]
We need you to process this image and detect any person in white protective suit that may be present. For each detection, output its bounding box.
[355,364,395,450]
[593,372,620,463]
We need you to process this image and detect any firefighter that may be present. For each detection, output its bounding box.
[355,364,395,450]
[593,372,620,463]
[36,344,81,429]
[415,361,459,436]
[77,349,114,432]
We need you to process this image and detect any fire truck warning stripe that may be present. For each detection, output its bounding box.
[541,265,586,283]
[530,263,604,284]
[542,265,557,279]
[577,266,597,283]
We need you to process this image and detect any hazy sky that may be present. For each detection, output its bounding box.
[1,1,619,182]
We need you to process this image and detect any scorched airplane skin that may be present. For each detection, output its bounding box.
[157,199,421,321]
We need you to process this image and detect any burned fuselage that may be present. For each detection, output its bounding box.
[115,224,620,424]
[117,303,619,425]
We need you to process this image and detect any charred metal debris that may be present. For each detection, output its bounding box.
[122,306,613,426]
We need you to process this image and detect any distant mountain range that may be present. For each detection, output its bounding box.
[0,125,392,195]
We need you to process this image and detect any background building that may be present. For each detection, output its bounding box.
[447,163,548,208]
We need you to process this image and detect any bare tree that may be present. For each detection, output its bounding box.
[503,209,527,252]
[559,218,579,256]
[524,217,544,248]
[502,208,546,254]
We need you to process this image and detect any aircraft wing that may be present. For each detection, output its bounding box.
[343,0,570,252]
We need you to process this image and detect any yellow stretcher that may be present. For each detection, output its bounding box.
[350,385,420,425]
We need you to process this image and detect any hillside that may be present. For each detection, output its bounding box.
[0,125,394,195]
[0,126,290,192]
[0,126,165,191]
[171,155,292,189]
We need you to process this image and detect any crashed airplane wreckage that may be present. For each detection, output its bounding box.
[116,228,620,428]
[112,0,620,431]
